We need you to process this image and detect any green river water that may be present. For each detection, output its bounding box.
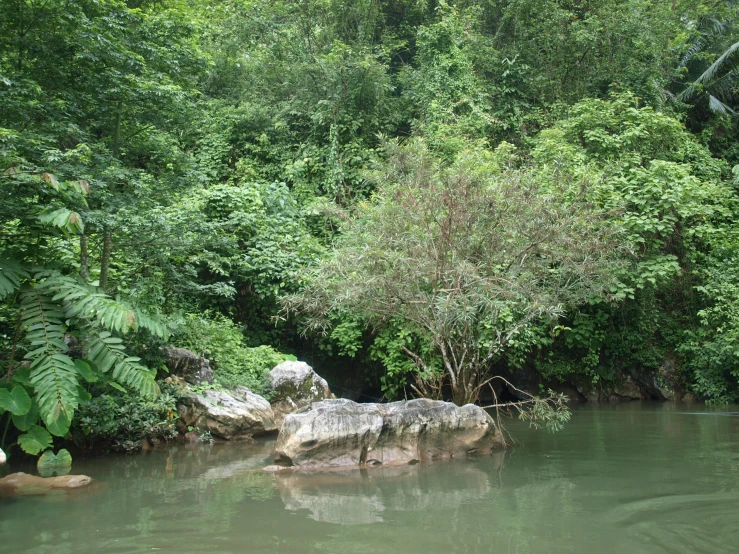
[1,403,738,554]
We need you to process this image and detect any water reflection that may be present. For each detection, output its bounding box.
[1,404,738,554]
[277,454,503,525]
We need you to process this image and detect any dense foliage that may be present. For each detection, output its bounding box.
[2,0,739,460]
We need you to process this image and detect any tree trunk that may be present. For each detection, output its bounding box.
[6,312,22,379]
[112,101,122,157]
[80,233,89,282]
[100,228,112,291]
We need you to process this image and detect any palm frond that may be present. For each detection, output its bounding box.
[694,40,739,86]
[85,332,159,398]
[708,94,737,115]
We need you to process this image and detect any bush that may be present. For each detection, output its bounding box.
[72,382,181,451]
[173,313,288,395]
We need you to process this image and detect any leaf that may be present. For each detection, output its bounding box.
[12,399,39,431]
[42,172,59,190]
[37,208,84,234]
[108,382,126,393]
[12,365,32,386]
[74,359,97,382]
[18,425,53,455]
[0,385,32,416]
[77,385,92,402]
[37,449,72,477]
[45,412,71,437]
[0,257,29,300]
[86,332,159,398]
[21,289,81,425]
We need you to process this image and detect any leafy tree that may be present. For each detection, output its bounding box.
[283,139,625,405]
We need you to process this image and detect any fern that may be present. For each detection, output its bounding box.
[20,290,80,428]
[0,257,29,300]
[86,332,159,398]
[38,273,168,338]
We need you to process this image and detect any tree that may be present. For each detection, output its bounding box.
[283,139,625,405]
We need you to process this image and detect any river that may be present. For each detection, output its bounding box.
[1,403,738,553]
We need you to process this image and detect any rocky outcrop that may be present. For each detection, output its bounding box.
[269,361,332,426]
[164,347,213,385]
[0,472,92,497]
[274,398,505,468]
[177,386,277,440]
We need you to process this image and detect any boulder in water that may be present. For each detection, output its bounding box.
[0,472,92,497]
[177,386,277,440]
[274,398,505,468]
[269,361,332,426]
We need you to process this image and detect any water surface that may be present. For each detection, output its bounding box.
[1,403,738,553]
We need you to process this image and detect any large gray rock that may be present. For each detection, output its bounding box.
[269,361,332,426]
[177,387,277,440]
[165,347,213,385]
[274,398,505,468]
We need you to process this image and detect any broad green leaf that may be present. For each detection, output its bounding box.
[12,399,39,431]
[45,412,71,437]
[0,385,32,416]
[108,382,126,393]
[12,365,32,386]
[18,425,53,455]
[77,385,92,402]
[37,449,73,477]
[74,359,97,382]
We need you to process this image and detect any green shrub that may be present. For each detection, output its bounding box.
[72,382,181,451]
[173,313,287,395]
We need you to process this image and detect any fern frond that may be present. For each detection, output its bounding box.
[86,331,159,398]
[0,257,29,300]
[38,273,168,338]
[21,290,80,427]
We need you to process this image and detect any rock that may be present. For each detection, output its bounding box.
[611,375,643,401]
[164,347,213,385]
[274,398,505,468]
[0,447,6,465]
[177,386,277,440]
[0,472,93,497]
[269,361,332,426]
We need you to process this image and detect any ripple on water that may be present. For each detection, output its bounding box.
[610,492,739,553]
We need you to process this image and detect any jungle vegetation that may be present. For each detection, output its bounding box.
[2,0,739,457]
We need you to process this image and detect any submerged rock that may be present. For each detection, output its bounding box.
[164,347,214,385]
[177,386,277,440]
[269,361,332,426]
[274,398,505,468]
[0,472,92,496]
